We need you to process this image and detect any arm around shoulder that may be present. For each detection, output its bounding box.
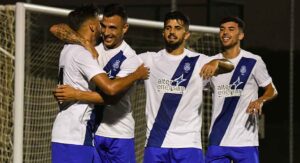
[215,59,234,75]
[91,64,149,96]
[54,85,105,104]
[200,58,234,79]
[49,23,99,58]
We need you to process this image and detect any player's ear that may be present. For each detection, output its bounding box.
[162,28,166,37]
[89,24,95,33]
[123,23,129,34]
[184,31,190,40]
[238,31,244,40]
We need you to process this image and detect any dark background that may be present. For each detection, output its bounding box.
[2,0,299,162]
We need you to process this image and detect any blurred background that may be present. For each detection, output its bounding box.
[1,0,299,162]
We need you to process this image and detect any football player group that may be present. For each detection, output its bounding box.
[50,3,277,163]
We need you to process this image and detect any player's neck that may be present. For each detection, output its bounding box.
[78,29,96,46]
[166,44,185,56]
[222,46,241,59]
[104,40,123,50]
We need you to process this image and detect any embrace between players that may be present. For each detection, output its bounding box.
[50,3,277,163]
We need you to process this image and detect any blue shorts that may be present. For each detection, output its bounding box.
[51,142,97,163]
[94,135,136,163]
[205,146,259,163]
[143,147,204,163]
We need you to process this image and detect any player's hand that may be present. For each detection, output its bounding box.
[246,99,264,115]
[83,40,99,59]
[133,64,150,80]
[245,113,258,132]
[53,85,79,102]
[200,60,219,79]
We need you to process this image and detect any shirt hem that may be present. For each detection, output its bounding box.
[95,133,134,139]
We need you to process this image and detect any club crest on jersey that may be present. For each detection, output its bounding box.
[112,60,121,71]
[184,63,191,73]
[240,65,247,75]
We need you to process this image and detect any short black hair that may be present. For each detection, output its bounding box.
[103,3,128,22]
[68,4,100,31]
[164,11,190,30]
[219,16,245,31]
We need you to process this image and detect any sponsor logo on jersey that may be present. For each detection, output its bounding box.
[107,70,114,79]
[157,74,187,94]
[216,76,244,97]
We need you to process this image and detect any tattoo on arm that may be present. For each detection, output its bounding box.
[50,23,86,46]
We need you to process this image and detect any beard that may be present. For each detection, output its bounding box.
[96,35,103,45]
[164,36,184,52]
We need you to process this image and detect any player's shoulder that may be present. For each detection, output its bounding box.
[210,53,223,59]
[185,49,199,57]
[138,50,160,64]
[95,43,104,52]
[185,49,213,64]
[139,50,160,57]
[185,49,209,58]
[121,41,138,57]
[62,44,91,57]
[241,49,262,61]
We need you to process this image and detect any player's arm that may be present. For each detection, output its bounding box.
[91,64,149,96]
[54,85,105,104]
[53,63,147,104]
[95,55,142,103]
[97,86,128,105]
[215,59,235,75]
[200,59,234,79]
[246,82,278,114]
[49,23,98,58]
[54,84,125,105]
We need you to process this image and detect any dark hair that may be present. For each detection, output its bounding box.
[164,11,190,30]
[219,16,245,31]
[68,4,100,31]
[103,3,128,22]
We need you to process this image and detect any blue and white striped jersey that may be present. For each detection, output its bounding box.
[95,41,142,139]
[139,49,212,149]
[209,49,272,147]
[52,44,105,146]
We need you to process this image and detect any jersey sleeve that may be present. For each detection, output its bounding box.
[199,53,215,66]
[74,51,106,81]
[253,56,272,87]
[138,52,149,63]
[117,53,143,78]
[198,54,218,87]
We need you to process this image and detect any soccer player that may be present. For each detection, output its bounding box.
[205,17,278,163]
[51,4,142,163]
[51,5,148,163]
[138,11,234,163]
[93,4,141,163]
